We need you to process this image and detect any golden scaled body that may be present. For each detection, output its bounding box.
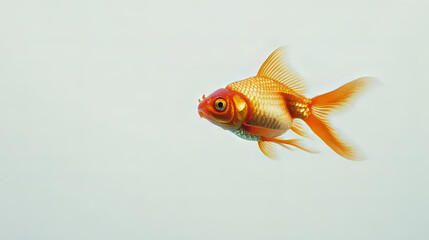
[226,77,293,136]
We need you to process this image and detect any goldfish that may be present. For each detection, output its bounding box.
[198,47,373,160]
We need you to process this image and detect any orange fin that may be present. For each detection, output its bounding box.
[260,136,318,154]
[242,123,284,138]
[312,77,375,115]
[305,115,359,160]
[257,141,276,159]
[305,77,375,160]
[291,120,310,138]
[257,47,307,95]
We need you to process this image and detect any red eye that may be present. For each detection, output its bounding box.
[214,98,226,111]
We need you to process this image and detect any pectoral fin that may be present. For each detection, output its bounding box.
[242,123,284,138]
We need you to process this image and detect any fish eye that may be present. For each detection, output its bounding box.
[214,98,226,111]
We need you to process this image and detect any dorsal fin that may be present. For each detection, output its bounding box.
[257,47,307,95]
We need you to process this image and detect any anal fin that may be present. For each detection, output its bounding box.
[260,136,318,154]
[291,120,311,138]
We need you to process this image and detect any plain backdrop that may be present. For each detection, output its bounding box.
[1,0,428,239]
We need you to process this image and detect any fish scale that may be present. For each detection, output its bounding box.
[226,76,293,134]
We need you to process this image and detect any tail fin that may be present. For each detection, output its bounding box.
[305,77,374,160]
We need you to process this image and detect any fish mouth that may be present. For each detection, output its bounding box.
[198,111,205,118]
[198,108,208,118]
[198,103,209,119]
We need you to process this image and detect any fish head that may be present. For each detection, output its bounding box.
[198,88,250,131]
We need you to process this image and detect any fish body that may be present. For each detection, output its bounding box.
[198,47,373,160]
[227,77,293,136]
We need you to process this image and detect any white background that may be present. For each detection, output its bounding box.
[1,0,428,239]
